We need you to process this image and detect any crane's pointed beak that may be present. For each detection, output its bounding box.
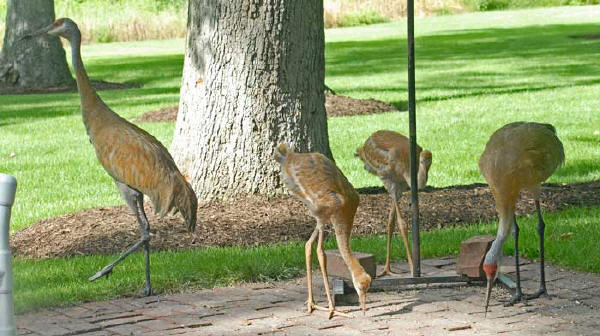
[484,278,493,317]
[359,292,367,316]
[18,24,53,41]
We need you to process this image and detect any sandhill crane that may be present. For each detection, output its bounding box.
[25,18,198,296]
[357,130,432,276]
[275,144,371,318]
[480,122,564,315]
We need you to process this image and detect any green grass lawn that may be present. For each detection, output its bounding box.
[3,5,599,232]
[2,6,600,313]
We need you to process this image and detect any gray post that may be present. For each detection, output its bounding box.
[0,174,16,336]
[406,0,421,278]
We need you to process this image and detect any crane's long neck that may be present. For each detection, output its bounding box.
[68,30,106,128]
[334,225,366,280]
[484,211,514,266]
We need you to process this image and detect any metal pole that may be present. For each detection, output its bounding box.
[406,0,421,277]
[0,174,17,336]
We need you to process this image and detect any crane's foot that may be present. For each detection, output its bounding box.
[311,304,353,319]
[141,285,153,297]
[306,300,352,319]
[500,292,526,307]
[524,288,548,300]
[88,266,113,282]
[306,299,316,314]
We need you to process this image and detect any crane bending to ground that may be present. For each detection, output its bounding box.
[24,18,198,296]
[479,122,564,315]
[275,144,371,318]
[357,130,432,276]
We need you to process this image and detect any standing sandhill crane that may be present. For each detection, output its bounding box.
[480,122,564,315]
[25,18,198,296]
[357,130,432,276]
[275,144,371,318]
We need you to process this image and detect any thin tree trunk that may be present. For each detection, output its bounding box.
[171,0,332,201]
[0,0,74,89]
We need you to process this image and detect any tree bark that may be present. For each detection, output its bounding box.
[171,0,332,200]
[0,0,74,89]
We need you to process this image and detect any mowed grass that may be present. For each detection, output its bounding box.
[1,6,599,312]
[2,6,599,232]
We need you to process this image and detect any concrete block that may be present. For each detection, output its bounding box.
[325,250,376,280]
[457,235,494,278]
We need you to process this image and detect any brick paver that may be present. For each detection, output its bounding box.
[16,257,600,335]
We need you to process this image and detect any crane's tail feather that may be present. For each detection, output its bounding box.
[274,143,293,164]
[541,123,566,168]
[540,123,557,135]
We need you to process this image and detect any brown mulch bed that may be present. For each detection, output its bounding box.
[0,80,139,95]
[11,181,600,259]
[136,105,178,122]
[325,94,399,117]
[135,94,399,122]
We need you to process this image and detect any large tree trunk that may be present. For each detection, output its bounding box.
[171,0,332,201]
[0,0,74,89]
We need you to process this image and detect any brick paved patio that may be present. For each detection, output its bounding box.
[16,257,600,335]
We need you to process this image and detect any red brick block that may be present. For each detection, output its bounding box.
[457,235,495,278]
[325,250,376,280]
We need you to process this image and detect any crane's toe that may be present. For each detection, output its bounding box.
[310,304,353,319]
[305,299,316,314]
[328,309,353,319]
[500,293,526,307]
[524,288,548,300]
[141,286,153,297]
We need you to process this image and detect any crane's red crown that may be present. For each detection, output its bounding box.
[483,263,498,280]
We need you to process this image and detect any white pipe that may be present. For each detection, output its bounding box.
[0,173,16,336]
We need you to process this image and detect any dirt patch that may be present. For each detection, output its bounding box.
[0,80,139,95]
[11,181,600,259]
[136,94,399,122]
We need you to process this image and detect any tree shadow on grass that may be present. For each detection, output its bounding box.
[3,23,600,124]
[0,86,180,125]
[553,159,600,181]
[87,54,183,87]
[0,53,183,124]
[326,23,600,102]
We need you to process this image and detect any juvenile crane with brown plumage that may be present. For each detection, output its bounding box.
[25,18,198,296]
[480,122,564,315]
[357,130,432,276]
[275,144,371,318]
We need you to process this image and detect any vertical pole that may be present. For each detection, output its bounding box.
[406,0,421,277]
[0,174,17,336]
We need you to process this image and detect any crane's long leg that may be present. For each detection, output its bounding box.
[525,200,547,300]
[394,202,414,275]
[137,195,152,296]
[378,205,401,277]
[312,224,352,319]
[305,226,319,314]
[89,183,152,296]
[505,215,524,306]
